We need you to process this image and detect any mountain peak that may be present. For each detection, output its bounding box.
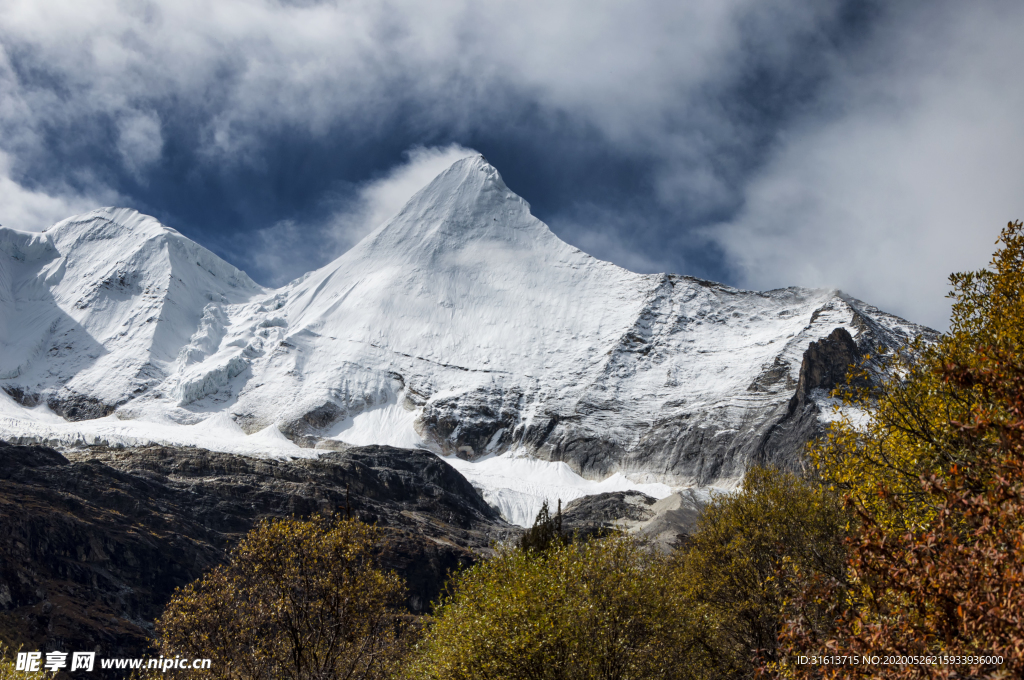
[391,154,525,228]
[46,207,177,239]
[428,153,506,194]
[339,153,552,269]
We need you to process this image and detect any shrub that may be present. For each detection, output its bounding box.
[678,467,849,678]
[405,535,712,680]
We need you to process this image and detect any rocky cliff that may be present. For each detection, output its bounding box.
[0,440,509,662]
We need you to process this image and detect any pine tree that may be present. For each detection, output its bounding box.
[518,498,566,553]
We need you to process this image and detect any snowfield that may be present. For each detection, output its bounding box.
[0,156,929,525]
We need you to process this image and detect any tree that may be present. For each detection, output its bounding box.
[156,515,410,680]
[405,535,713,680]
[780,221,1024,679]
[518,499,567,553]
[808,333,980,532]
[678,467,849,678]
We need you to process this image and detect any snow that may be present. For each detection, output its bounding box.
[0,388,302,455]
[326,399,424,449]
[442,449,675,527]
[0,157,932,524]
[0,207,264,410]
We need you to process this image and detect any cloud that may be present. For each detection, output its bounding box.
[329,144,479,250]
[0,150,116,231]
[245,144,478,286]
[117,111,163,178]
[708,2,1024,331]
[0,0,837,179]
[0,0,1021,331]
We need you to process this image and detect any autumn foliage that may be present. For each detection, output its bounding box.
[679,467,849,678]
[404,535,714,680]
[156,516,410,680]
[780,222,1024,679]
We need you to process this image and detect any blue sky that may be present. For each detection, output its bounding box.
[2,0,1023,330]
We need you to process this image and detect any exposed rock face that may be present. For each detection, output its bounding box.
[558,491,657,541]
[754,327,866,474]
[791,327,863,404]
[636,490,712,546]
[562,491,657,529]
[0,441,510,663]
[45,391,118,422]
[562,489,709,548]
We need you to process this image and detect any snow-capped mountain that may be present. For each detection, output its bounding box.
[0,156,930,524]
[0,209,262,416]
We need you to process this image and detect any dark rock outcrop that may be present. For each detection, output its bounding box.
[561,491,655,528]
[561,489,710,547]
[755,327,863,472]
[562,491,657,537]
[45,391,117,422]
[0,441,511,663]
[789,327,862,409]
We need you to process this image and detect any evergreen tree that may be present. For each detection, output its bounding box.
[518,499,567,553]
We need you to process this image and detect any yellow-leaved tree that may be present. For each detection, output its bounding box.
[404,535,714,680]
[156,515,410,680]
[780,221,1024,679]
[679,467,850,678]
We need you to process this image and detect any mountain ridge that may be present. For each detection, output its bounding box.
[0,156,933,524]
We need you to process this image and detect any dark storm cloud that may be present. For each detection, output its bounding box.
[0,0,1021,328]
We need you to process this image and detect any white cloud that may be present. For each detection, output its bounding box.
[1,0,1022,330]
[709,3,1024,331]
[0,150,114,231]
[117,111,163,177]
[0,0,816,160]
[332,144,479,249]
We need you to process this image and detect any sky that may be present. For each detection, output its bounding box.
[1,1,1022,331]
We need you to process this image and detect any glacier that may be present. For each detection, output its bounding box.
[0,156,931,525]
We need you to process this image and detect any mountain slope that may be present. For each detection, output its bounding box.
[227,157,660,439]
[0,157,932,523]
[0,208,263,417]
